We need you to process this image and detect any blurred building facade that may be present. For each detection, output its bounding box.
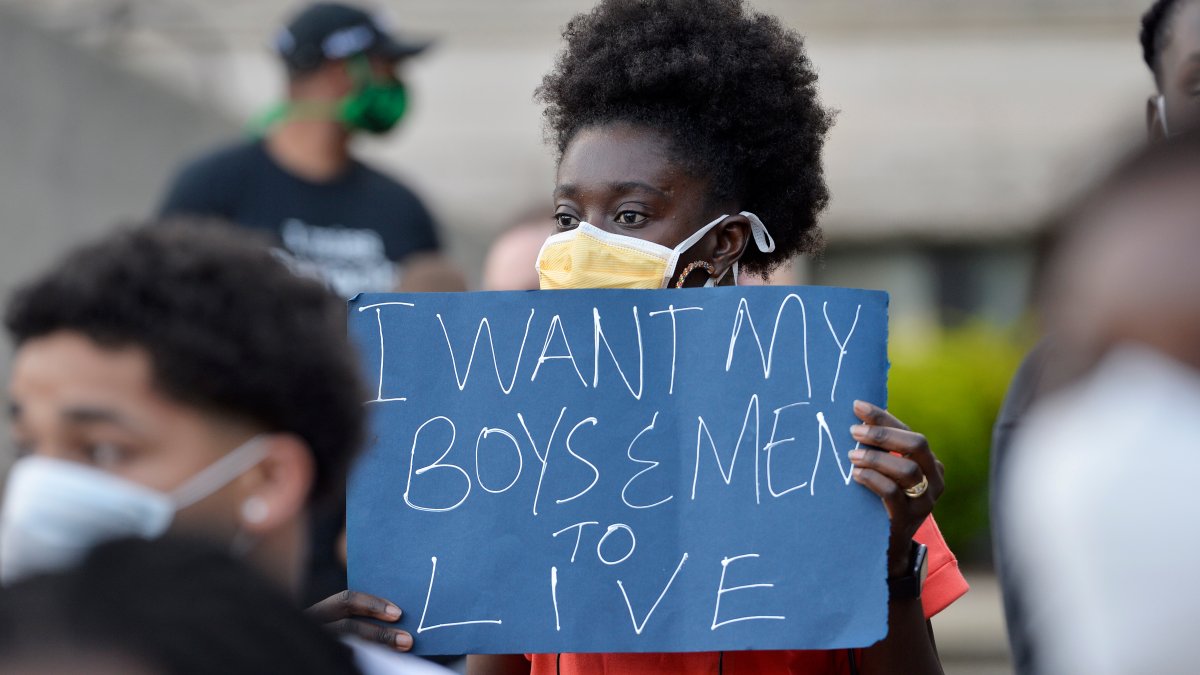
[0,0,1154,336]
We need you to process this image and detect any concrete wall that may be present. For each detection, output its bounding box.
[0,6,235,453]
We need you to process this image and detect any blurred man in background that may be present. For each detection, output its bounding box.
[1,223,443,674]
[1005,133,1200,675]
[159,1,444,298]
[158,3,461,625]
[990,3,1200,671]
[481,214,554,292]
[1143,0,1200,138]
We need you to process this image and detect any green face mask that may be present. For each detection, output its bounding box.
[338,56,408,134]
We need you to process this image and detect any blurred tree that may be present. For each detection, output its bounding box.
[888,323,1031,564]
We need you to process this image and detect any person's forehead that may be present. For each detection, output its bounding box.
[7,331,166,427]
[10,332,155,409]
[557,124,683,191]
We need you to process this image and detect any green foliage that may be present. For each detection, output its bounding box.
[886,324,1031,563]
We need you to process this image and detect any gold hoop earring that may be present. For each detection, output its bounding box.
[675,260,716,288]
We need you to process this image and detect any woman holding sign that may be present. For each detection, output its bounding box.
[470,0,967,673]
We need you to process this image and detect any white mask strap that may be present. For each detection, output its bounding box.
[695,213,773,287]
[676,214,727,253]
[741,212,776,253]
[662,215,728,288]
[170,436,269,509]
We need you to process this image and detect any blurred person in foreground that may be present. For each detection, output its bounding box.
[990,1,1200,670]
[0,537,361,675]
[160,1,446,299]
[470,0,967,672]
[1,222,447,674]
[1004,133,1200,675]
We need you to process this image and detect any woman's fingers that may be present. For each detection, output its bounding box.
[849,448,924,490]
[850,401,946,574]
[853,400,910,431]
[849,424,944,497]
[306,591,413,651]
[326,618,414,651]
[852,449,939,559]
[849,401,945,498]
[306,590,402,623]
[851,466,909,519]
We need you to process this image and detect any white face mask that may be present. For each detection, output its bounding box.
[0,436,267,585]
[536,211,776,290]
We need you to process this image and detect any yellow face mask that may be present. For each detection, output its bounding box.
[535,212,774,290]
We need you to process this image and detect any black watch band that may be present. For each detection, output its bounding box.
[887,541,928,601]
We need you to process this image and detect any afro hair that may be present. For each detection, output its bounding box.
[537,0,834,273]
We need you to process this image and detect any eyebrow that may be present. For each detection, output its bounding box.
[62,406,142,433]
[554,181,670,199]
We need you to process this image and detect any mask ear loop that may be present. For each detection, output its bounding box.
[722,212,775,286]
[741,212,776,253]
[170,436,269,510]
[166,436,270,558]
[663,216,728,287]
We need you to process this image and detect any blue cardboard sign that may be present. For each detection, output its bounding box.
[347,286,890,655]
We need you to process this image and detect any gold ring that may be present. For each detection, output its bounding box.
[904,475,929,499]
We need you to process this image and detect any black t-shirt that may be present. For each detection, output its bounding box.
[160,140,440,297]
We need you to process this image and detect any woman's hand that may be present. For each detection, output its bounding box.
[306,590,413,651]
[847,400,945,577]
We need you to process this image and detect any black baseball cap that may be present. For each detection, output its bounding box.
[274,2,432,72]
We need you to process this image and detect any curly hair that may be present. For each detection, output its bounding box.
[536,0,833,274]
[4,221,366,503]
[1141,0,1193,83]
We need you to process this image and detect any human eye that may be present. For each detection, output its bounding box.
[614,210,648,226]
[554,212,581,230]
[85,441,128,470]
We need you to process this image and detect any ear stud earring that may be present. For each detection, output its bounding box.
[241,496,269,525]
